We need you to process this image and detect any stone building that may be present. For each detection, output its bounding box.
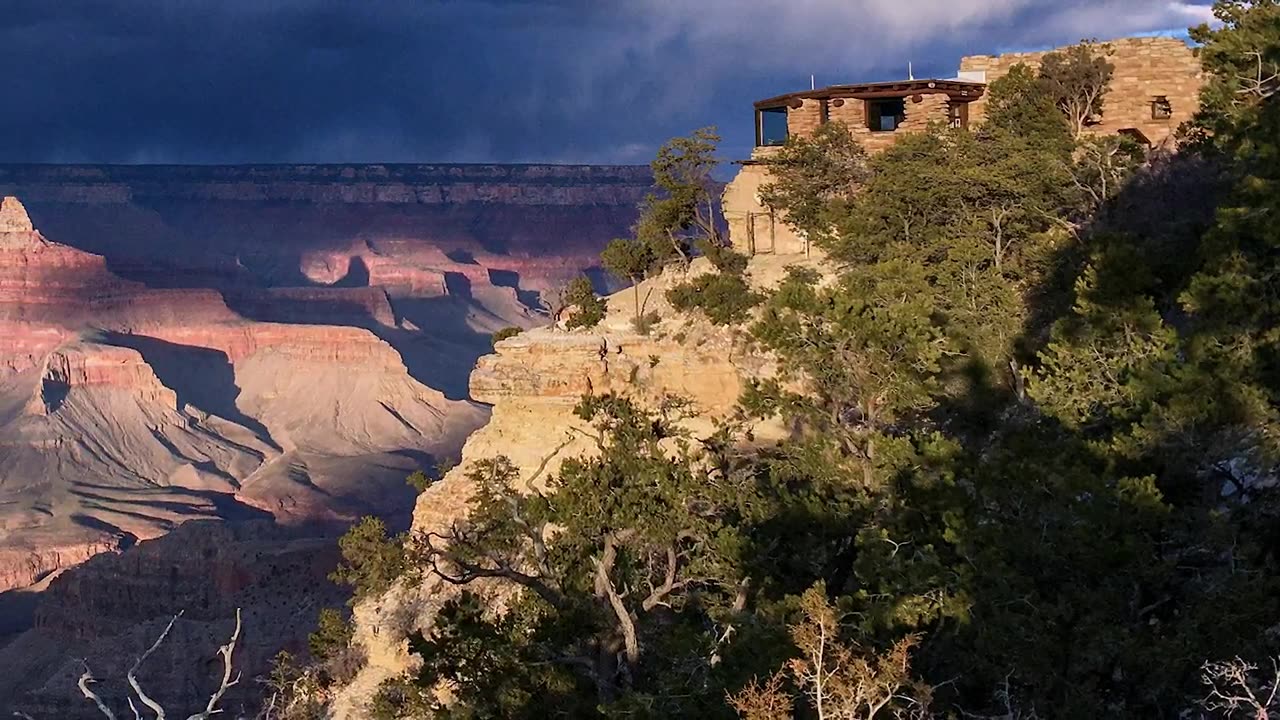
[960,36,1203,145]
[724,35,1204,257]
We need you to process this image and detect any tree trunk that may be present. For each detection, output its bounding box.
[594,533,640,674]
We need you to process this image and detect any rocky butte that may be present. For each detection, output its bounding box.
[0,163,651,716]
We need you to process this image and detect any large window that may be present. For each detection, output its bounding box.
[757,107,789,146]
[867,98,906,132]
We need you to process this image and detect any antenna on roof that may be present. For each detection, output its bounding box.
[811,74,816,90]
[908,61,915,81]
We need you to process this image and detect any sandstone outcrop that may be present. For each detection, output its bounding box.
[0,197,33,235]
[328,255,816,717]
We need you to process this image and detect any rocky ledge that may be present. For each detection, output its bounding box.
[326,255,820,717]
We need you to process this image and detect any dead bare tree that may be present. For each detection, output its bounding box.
[539,283,569,322]
[1201,656,1280,718]
[1236,50,1279,102]
[77,608,243,720]
[729,584,929,720]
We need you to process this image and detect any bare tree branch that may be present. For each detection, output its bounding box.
[641,545,681,612]
[185,607,243,720]
[421,529,568,610]
[74,610,246,720]
[1236,50,1279,101]
[1201,655,1280,718]
[128,612,182,720]
[78,663,118,720]
[523,435,574,494]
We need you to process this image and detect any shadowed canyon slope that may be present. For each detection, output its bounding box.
[0,165,651,596]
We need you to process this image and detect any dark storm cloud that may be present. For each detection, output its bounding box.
[0,0,1214,165]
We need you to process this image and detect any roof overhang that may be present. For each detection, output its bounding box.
[754,79,986,109]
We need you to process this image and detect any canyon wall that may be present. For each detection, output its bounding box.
[0,164,652,206]
[3,521,347,719]
[0,164,649,292]
[0,163,650,588]
[0,162,653,715]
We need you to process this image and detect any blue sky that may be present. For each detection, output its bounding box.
[0,0,1216,165]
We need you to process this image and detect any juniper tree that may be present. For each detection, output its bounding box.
[563,275,606,329]
[1037,40,1116,138]
[604,128,725,325]
[600,236,659,322]
[759,121,870,250]
[393,395,776,715]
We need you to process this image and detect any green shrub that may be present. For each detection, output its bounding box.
[695,237,749,274]
[263,652,327,720]
[309,607,353,660]
[563,276,606,329]
[666,273,763,326]
[631,310,661,335]
[433,457,456,478]
[369,676,433,720]
[405,470,432,494]
[491,326,521,345]
[329,517,407,601]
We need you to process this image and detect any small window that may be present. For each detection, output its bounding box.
[867,98,907,132]
[757,107,789,147]
[1152,96,1173,120]
[948,101,970,129]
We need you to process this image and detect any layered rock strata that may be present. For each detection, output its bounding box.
[0,198,486,593]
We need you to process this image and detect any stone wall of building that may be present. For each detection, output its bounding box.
[786,98,825,139]
[730,35,1205,258]
[826,97,867,130]
[787,91,957,152]
[895,93,953,135]
[734,91,958,255]
[722,154,809,257]
[961,36,1202,145]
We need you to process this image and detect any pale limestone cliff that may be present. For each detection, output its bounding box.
[0,196,34,234]
[328,254,821,717]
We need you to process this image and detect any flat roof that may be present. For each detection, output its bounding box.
[755,79,986,109]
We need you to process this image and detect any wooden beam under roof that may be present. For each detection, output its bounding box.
[754,79,986,109]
